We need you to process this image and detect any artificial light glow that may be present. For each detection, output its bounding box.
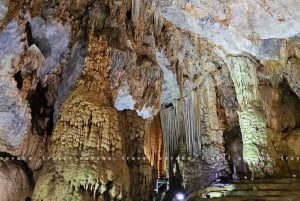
[175,192,185,200]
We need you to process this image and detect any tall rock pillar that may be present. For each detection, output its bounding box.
[227,56,274,177]
[33,35,133,201]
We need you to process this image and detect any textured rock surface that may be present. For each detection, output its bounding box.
[33,30,155,201]
[53,40,86,121]
[29,17,71,81]
[0,159,34,201]
[0,77,30,150]
[157,0,300,57]
[227,56,273,177]
[145,115,165,177]
[1,0,300,201]
[33,36,130,200]
[187,178,300,201]
[0,0,8,21]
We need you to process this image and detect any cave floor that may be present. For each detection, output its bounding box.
[187,178,300,201]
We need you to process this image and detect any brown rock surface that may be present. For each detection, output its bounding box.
[1,0,300,201]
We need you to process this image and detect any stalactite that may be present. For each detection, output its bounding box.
[183,90,201,156]
[160,106,180,176]
[174,74,231,191]
[159,89,204,177]
[202,75,223,144]
[144,116,165,177]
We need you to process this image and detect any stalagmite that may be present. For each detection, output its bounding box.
[2,1,300,200]
[227,56,274,177]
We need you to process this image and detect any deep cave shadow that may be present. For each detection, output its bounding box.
[27,81,54,137]
[25,197,32,201]
[158,175,186,201]
[224,127,251,180]
[158,159,186,201]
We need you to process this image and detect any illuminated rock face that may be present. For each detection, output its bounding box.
[145,115,165,177]
[33,37,131,201]
[227,56,273,177]
[33,36,154,201]
[1,0,300,200]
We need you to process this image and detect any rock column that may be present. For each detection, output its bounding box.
[228,56,274,177]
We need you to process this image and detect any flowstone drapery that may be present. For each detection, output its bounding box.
[2,1,300,200]
[33,34,154,201]
[159,75,230,191]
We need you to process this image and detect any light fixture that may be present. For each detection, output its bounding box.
[175,192,185,201]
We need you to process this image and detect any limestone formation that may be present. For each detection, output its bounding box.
[1,0,300,201]
[0,159,34,201]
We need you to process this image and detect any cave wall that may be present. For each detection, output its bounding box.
[1,0,300,200]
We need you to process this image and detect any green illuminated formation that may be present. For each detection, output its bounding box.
[228,56,274,177]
